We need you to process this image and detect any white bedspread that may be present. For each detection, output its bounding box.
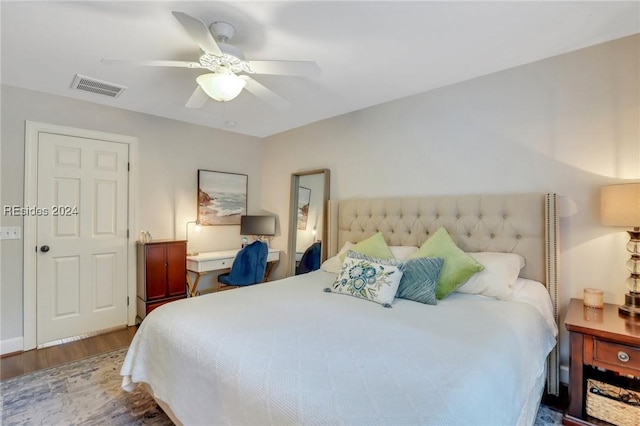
[121,271,557,426]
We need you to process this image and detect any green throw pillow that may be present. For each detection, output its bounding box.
[409,227,483,299]
[339,232,394,262]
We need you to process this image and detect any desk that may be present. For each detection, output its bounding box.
[186,248,279,297]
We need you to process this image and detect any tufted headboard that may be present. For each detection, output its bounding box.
[327,193,560,395]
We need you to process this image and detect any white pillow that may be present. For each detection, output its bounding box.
[389,245,419,260]
[455,252,525,300]
[320,242,354,274]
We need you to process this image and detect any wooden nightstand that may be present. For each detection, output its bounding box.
[564,298,640,425]
[136,240,187,321]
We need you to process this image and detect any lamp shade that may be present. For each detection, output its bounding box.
[196,72,246,102]
[601,183,640,227]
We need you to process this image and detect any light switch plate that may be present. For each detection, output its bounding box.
[1,226,21,240]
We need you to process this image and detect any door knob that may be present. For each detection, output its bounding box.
[40,245,50,253]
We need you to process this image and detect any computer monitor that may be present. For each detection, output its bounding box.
[240,215,276,236]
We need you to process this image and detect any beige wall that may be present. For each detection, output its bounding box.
[0,86,264,349]
[261,34,640,378]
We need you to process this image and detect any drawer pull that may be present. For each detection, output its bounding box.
[618,351,630,363]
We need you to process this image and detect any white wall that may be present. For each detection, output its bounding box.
[0,85,264,349]
[261,34,640,378]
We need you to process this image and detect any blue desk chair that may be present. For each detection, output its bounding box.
[217,240,268,289]
[296,242,321,275]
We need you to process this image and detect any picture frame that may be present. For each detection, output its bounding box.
[297,186,311,230]
[197,170,247,226]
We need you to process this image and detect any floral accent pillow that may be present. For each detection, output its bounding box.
[330,250,405,306]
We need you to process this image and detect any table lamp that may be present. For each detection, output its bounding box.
[601,183,640,316]
[186,220,201,256]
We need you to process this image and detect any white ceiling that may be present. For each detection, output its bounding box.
[2,1,638,138]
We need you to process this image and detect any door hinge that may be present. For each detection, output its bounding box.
[127,162,130,171]
[127,296,129,306]
[127,229,129,238]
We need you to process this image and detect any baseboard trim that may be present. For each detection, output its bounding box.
[1,336,24,355]
[37,325,127,349]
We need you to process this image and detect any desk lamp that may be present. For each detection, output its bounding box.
[185,220,201,256]
[601,183,640,316]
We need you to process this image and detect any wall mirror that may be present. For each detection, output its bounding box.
[287,169,330,276]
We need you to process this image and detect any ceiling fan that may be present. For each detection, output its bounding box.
[102,11,321,109]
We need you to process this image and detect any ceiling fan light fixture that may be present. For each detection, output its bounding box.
[196,72,246,102]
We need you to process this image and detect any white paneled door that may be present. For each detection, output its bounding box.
[36,132,129,345]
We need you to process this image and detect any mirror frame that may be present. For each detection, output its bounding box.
[287,168,330,276]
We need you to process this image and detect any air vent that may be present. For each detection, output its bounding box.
[71,74,126,98]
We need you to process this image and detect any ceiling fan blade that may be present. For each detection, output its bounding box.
[171,11,222,56]
[247,60,321,77]
[185,86,209,109]
[240,76,290,110]
[101,59,202,68]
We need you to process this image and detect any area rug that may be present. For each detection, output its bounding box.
[1,348,171,425]
[1,347,564,425]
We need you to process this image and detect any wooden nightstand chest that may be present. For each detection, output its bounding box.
[564,298,640,425]
[136,240,187,321]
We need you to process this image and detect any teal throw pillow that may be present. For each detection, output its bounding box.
[396,257,444,305]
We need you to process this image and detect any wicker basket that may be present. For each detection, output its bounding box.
[586,379,640,426]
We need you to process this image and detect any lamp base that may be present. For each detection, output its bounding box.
[619,292,640,317]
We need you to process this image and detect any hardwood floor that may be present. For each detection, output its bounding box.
[0,326,137,381]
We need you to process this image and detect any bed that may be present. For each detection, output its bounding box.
[121,193,560,425]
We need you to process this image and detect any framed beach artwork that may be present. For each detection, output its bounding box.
[197,170,247,226]
[297,186,311,230]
